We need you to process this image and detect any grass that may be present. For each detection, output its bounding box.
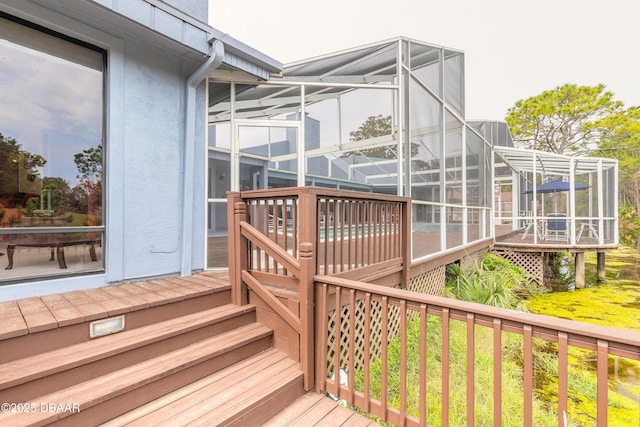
[526,246,640,427]
[348,251,639,426]
[445,254,548,311]
[352,316,558,426]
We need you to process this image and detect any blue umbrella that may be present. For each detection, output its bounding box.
[525,180,590,194]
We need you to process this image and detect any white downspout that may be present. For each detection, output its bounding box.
[181,40,224,276]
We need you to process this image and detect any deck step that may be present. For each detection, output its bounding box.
[101,348,304,426]
[0,322,273,426]
[0,303,257,403]
[263,393,381,427]
[0,272,232,363]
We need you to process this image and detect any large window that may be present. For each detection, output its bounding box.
[0,15,104,282]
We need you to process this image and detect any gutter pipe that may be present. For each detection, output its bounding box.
[181,40,224,276]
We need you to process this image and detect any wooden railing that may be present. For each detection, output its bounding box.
[227,187,640,426]
[227,187,411,390]
[314,276,640,427]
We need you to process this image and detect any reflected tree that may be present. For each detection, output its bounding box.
[74,145,102,226]
[0,132,46,207]
[42,177,71,214]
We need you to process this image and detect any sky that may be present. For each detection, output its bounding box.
[209,0,640,121]
[0,33,102,185]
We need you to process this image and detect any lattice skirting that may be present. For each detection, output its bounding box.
[409,265,446,297]
[491,249,544,285]
[325,265,446,374]
[459,248,489,270]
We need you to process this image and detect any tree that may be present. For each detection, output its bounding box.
[345,115,395,159]
[592,106,640,180]
[345,115,418,158]
[350,115,393,143]
[506,84,623,155]
[591,106,640,245]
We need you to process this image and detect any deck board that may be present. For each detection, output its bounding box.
[16,297,58,333]
[0,304,255,391]
[261,393,325,427]
[119,350,296,426]
[0,271,231,340]
[99,349,288,426]
[0,323,272,426]
[264,393,382,427]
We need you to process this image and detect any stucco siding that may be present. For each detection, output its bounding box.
[121,41,185,278]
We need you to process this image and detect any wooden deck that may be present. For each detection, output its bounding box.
[494,224,617,251]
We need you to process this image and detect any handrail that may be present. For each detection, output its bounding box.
[239,186,409,202]
[237,219,303,335]
[242,270,301,333]
[228,188,412,393]
[316,274,639,355]
[314,274,640,426]
[239,220,300,276]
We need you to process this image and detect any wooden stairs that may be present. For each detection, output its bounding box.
[0,272,305,426]
[0,272,380,426]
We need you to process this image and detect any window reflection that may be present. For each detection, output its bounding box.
[0,16,104,281]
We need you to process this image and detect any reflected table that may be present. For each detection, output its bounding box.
[5,240,98,270]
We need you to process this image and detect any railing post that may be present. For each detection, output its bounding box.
[227,192,240,301]
[401,199,411,289]
[298,190,317,391]
[299,241,315,391]
[227,192,248,306]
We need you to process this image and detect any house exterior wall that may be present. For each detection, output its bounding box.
[118,39,205,279]
[0,0,210,300]
[162,0,208,22]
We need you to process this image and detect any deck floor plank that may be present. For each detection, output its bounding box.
[16,297,58,332]
[0,272,230,360]
[260,393,325,427]
[188,364,303,426]
[264,393,382,427]
[38,293,86,327]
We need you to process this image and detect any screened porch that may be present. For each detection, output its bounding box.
[206,37,494,268]
[493,146,618,248]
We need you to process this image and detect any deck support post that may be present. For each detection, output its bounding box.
[597,252,606,281]
[575,252,585,289]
